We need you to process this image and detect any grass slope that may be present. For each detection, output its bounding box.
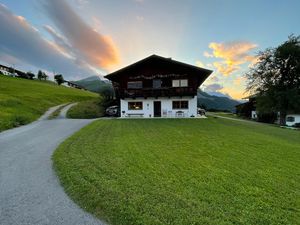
[0,75,98,131]
[67,99,104,119]
[53,118,300,225]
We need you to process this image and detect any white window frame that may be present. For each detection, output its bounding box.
[172,79,188,87]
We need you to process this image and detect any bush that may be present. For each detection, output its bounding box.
[293,123,300,128]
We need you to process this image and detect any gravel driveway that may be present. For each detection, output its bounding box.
[0,105,105,225]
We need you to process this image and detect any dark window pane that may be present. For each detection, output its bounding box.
[153,79,161,88]
[172,101,188,109]
[181,101,188,109]
[128,81,143,89]
[172,101,180,109]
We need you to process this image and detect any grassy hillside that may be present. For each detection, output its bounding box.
[0,75,98,131]
[67,99,104,119]
[53,118,300,225]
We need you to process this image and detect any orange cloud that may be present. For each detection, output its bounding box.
[233,76,247,86]
[220,86,246,99]
[195,60,205,67]
[205,41,258,76]
[213,62,238,76]
[45,0,120,71]
[0,3,101,79]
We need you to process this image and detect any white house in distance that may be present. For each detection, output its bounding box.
[0,64,14,76]
[105,55,213,118]
[286,114,300,127]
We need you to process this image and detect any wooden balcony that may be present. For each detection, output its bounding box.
[118,87,197,99]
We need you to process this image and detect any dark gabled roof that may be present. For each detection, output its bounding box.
[105,54,213,80]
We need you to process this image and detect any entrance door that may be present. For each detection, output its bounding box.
[153,101,161,117]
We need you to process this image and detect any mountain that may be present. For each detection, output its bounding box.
[206,91,232,98]
[197,90,241,112]
[74,76,241,112]
[73,76,112,93]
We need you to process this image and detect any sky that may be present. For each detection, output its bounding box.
[0,0,299,99]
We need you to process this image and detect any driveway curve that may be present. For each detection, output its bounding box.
[0,105,105,225]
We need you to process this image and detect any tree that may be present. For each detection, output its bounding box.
[54,74,65,85]
[246,35,300,125]
[99,83,114,100]
[37,70,48,80]
[37,70,43,80]
[42,72,48,80]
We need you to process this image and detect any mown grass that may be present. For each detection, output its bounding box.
[0,75,98,131]
[208,112,240,119]
[67,98,104,119]
[53,118,300,225]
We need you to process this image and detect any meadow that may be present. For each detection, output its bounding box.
[67,99,104,119]
[53,118,300,225]
[0,75,98,131]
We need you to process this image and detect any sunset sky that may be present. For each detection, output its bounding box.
[0,0,299,99]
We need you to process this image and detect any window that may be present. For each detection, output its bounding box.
[128,102,143,110]
[172,80,180,87]
[286,116,295,122]
[127,81,143,89]
[172,79,188,87]
[153,79,162,88]
[172,101,188,109]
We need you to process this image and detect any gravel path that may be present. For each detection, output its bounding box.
[0,105,105,225]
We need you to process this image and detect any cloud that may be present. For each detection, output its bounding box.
[195,60,205,67]
[43,25,73,57]
[203,51,213,58]
[44,0,120,71]
[203,83,223,92]
[206,75,219,83]
[205,41,258,76]
[219,87,245,100]
[0,3,94,79]
[136,15,144,21]
[77,0,89,4]
[233,76,246,86]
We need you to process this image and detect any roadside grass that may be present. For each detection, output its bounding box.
[53,118,300,225]
[48,104,68,119]
[208,112,240,119]
[67,98,104,119]
[0,75,98,131]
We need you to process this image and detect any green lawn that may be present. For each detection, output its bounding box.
[0,75,98,131]
[208,112,241,119]
[53,118,300,225]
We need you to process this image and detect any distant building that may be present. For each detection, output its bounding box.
[0,64,28,78]
[286,114,300,127]
[105,55,212,118]
[65,80,86,90]
[235,95,257,119]
[0,64,14,76]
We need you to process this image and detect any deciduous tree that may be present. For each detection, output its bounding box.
[54,74,65,85]
[246,35,300,125]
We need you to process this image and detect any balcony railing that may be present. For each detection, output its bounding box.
[118,87,197,98]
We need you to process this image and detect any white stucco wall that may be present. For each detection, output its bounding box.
[286,114,300,126]
[120,96,197,118]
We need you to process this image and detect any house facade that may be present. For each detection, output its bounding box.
[105,55,212,118]
[0,64,14,76]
